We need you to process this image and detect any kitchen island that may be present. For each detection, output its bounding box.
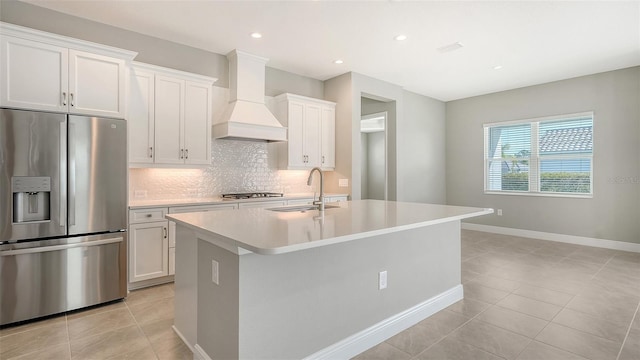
[167,200,492,360]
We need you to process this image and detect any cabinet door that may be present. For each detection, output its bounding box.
[154,75,184,164]
[68,50,125,118]
[287,101,306,168]
[129,221,169,282]
[304,103,322,167]
[321,106,336,169]
[128,69,155,164]
[183,81,212,165]
[0,36,68,112]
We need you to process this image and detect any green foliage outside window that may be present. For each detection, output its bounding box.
[502,172,590,193]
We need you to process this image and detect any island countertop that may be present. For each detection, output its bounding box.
[166,199,493,255]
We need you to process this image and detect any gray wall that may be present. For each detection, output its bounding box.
[0,0,324,98]
[360,133,369,199]
[363,131,386,200]
[324,72,447,202]
[324,73,354,195]
[446,67,640,244]
[401,90,447,204]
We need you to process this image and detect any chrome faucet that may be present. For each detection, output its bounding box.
[307,167,325,211]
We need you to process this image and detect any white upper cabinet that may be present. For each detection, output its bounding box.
[68,50,125,117]
[128,62,216,167]
[0,23,135,117]
[128,68,155,164]
[275,93,336,170]
[183,81,213,165]
[321,105,336,169]
[0,37,68,112]
[154,75,185,165]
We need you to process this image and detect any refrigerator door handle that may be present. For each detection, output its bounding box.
[59,122,67,227]
[0,237,123,256]
[68,122,76,226]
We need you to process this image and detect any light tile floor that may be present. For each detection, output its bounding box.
[0,282,189,360]
[1,230,639,360]
[353,230,640,360]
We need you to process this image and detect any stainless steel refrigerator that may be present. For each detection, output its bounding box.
[0,108,127,326]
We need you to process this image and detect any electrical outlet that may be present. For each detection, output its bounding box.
[134,190,147,199]
[378,271,388,290]
[211,260,219,285]
[338,178,349,187]
[187,189,198,196]
[497,209,503,216]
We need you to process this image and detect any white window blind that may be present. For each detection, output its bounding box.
[484,112,593,197]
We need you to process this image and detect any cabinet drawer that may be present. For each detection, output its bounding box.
[129,208,168,224]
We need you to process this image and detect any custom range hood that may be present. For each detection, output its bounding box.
[213,50,287,142]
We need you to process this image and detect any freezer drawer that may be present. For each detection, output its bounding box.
[0,233,127,325]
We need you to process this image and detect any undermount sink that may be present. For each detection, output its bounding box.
[267,205,340,212]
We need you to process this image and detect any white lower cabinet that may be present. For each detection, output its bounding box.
[129,220,169,282]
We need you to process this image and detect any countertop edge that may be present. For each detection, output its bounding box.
[167,207,494,255]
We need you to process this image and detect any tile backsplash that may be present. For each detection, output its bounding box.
[129,139,313,200]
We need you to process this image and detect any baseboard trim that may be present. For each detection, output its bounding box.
[462,223,640,253]
[193,344,211,360]
[172,325,195,354]
[303,284,464,360]
[127,275,174,291]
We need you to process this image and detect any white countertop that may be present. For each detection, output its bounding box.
[166,200,493,255]
[129,193,349,209]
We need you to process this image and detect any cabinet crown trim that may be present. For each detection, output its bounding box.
[0,22,138,60]
[132,61,217,84]
[274,93,336,107]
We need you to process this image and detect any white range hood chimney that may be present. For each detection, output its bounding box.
[213,50,287,142]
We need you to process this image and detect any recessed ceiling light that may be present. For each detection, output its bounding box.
[494,65,503,70]
[334,59,344,64]
[250,32,262,39]
[437,42,464,53]
[395,35,408,41]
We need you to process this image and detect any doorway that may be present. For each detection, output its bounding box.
[360,111,387,200]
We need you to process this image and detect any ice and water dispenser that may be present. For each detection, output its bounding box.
[12,177,51,223]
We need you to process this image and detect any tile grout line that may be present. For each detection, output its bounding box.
[66,314,72,360]
[123,298,160,360]
[616,300,640,360]
[408,304,496,360]
[461,237,599,360]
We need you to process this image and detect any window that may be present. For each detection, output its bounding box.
[484,112,593,197]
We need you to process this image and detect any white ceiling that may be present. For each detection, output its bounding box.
[23,0,640,101]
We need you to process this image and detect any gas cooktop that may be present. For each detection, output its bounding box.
[221,192,284,200]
